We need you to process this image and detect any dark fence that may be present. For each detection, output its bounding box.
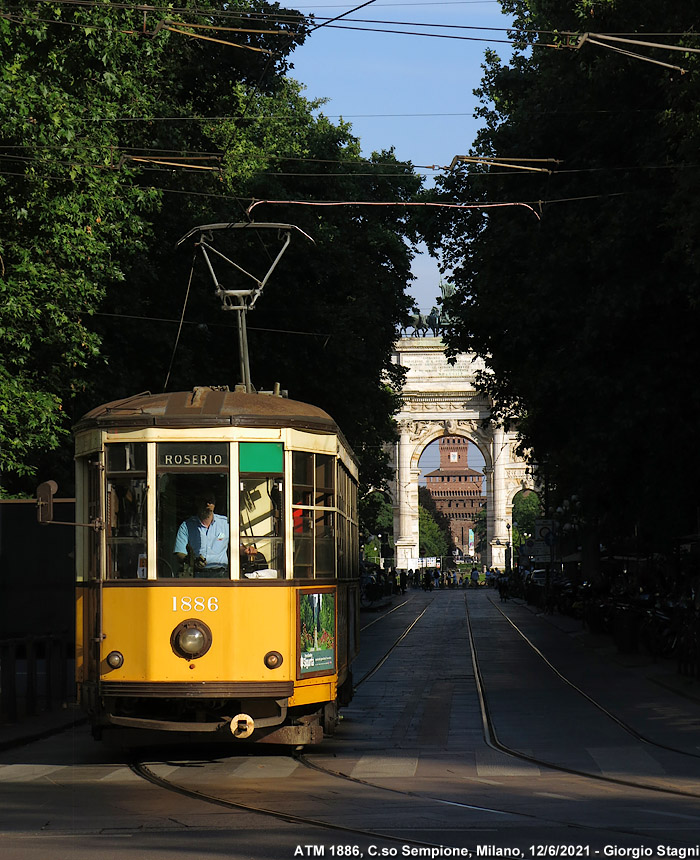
[0,634,74,723]
[0,499,76,638]
[0,499,76,723]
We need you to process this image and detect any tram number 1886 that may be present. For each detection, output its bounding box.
[172,596,219,612]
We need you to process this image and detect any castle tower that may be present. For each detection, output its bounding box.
[425,437,486,559]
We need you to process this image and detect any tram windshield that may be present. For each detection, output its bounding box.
[239,442,284,579]
[156,443,230,579]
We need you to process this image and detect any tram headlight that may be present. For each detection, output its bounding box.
[264,650,283,670]
[106,651,124,669]
[179,628,205,654]
[170,619,212,660]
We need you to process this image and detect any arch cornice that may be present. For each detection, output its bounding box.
[397,418,494,471]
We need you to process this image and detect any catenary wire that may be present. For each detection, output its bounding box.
[16,0,700,38]
[10,8,697,53]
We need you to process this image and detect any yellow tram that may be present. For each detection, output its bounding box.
[73,385,359,745]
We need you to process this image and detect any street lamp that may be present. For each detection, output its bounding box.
[505,522,512,574]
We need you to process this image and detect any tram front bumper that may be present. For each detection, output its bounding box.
[103,710,322,744]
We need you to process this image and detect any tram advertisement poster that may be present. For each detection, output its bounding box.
[298,589,336,677]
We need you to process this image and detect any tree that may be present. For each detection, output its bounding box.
[423,0,700,553]
[473,507,487,558]
[1,2,422,503]
[418,485,452,550]
[0,3,164,488]
[512,491,542,545]
[418,503,449,559]
[361,491,394,542]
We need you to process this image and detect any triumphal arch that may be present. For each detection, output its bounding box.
[390,337,533,569]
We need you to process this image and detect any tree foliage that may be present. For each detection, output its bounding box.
[512,490,542,544]
[0,3,163,481]
[422,0,700,550]
[418,487,451,557]
[0,2,422,501]
[418,485,452,550]
[418,504,449,559]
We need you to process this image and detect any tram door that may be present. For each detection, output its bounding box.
[77,456,104,695]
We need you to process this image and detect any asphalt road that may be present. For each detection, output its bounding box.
[1,589,700,859]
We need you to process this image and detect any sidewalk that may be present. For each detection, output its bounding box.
[0,703,85,752]
[510,596,700,705]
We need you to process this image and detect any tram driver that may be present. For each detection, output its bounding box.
[174,492,229,578]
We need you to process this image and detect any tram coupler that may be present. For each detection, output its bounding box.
[230,713,255,739]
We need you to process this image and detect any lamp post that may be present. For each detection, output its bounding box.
[505,522,512,574]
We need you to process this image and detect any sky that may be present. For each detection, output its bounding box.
[287,1,511,475]
[286,0,515,312]
[419,439,485,482]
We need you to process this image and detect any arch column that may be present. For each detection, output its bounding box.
[489,425,509,569]
[482,464,495,566]
[394,427,419,568]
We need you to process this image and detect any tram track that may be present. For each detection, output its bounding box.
[486,596,700,761]
[130,759,442,849]
[128,601,452,849]
[129,600,535,845]
[464,592,700,801]
[360,596,415,632]
[292,749,692,845]
[294,596,699,845]
[130,593,700,847]
[354,599,433,687]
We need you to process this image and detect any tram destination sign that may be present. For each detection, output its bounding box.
[158,443,228,468]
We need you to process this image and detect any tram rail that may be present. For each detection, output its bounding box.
[465,593,700,800]
[127,591,700,849]
[485,596,700,761]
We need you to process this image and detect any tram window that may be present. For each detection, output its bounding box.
[292,451,313,506]
[156,473,230,579]
[106,443,147,474]
[315,455,334,507]
[156,443,230,579]
[337,464,358,580]
[293,508,313,579]
[105,443,147,580]
[86,457,101,581]
[292,451,337,579]
[239,476,284,579]
[315,509,335,578]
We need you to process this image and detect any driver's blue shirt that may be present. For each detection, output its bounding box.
[174,513,229,569]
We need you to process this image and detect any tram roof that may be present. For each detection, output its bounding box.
[74,387,342,436]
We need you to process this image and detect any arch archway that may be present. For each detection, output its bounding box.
[419,434,487,560]
[390,337,533,569]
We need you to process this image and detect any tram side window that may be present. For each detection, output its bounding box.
[105,443,147,580]
[337,465,355,580]
[156,443,230,579]
[86,456,102,580]
[239,443,284,580]
[336,464,359,580]
[292,452,313,578]
[292,451,336,579]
